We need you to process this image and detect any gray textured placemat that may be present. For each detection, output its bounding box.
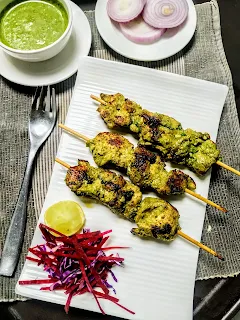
[0,0,239,302]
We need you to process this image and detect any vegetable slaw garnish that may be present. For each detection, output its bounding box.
[19,223,134,315]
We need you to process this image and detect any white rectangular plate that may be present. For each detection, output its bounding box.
[16,57,228,320]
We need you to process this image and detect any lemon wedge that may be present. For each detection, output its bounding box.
[44,201,85,237]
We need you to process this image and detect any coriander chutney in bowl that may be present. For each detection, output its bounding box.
[0,0,68,50]
[0,0,73,61]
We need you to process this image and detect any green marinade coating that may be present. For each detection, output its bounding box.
[97,93,220,175]
[65,161,180,241]
[65,160,142,222]
[87,132,196,195]
[128,146,196,194]
[131,197,180,241]
[87,132,134,170]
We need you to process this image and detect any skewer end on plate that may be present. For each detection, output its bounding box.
[55,158,71,169]
[90,94,107,105]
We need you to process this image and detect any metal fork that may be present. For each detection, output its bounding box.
[0,86,57,277]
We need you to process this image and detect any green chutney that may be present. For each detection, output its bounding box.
[0,0,68,50]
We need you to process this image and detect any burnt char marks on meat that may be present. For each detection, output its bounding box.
[108,135,124,147]
[134,153,147,173]
[166,170,187,194]
[108,200,118,208]
[142,113,161,128]
[142,113,161,141]
[115,116,126,127]
[132,147,157,172]
[65,161,93,191]
[101,110,110,119]
[66,166,87,186]
[103,181,122,192]
[125,99,138,113]
[169,152,184,162]
[123,191,134,201]
[128,210,138,222]
[65,167,85,187]
[151,224,172,238]
[101,171,126,190]
[97,132,126,147]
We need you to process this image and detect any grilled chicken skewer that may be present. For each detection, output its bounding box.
[55,158,224,260]
[91,93,240,177]
[88,133,196,195]
[59,124,227,212]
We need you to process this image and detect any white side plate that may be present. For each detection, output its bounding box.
[16,57,228,320]
[95,0,197,61]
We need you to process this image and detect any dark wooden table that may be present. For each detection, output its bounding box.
[1,1,240,319]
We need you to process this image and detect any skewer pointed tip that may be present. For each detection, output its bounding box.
[185,189,227,213]
[58,123,89,142]
[216,254,224,261]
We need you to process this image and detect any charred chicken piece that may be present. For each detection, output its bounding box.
[97,93,220,175]
[128,146,196,195]
[87,132,196,195]
[131,197,180,241]
[87,132,134,170]
[65,160,141,222]
[65,161,180,241]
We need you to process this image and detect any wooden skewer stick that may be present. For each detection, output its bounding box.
[59,124,90,142]
[185,189,227,213]
[177,230,224,261]
[59,123,227,213]
[55,158,224,260]
[56,158,70,169]
[216,160,240,177]
[90,95,107,105]
[91,94,240,180]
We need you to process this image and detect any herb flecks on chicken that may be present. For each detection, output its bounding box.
[66,160,141,222]
[87,132,196,195]
[98,93,142,129]
[87,132,134,170]
[65,161,180,241]
[131,197,180,241]
[97,93,220,175]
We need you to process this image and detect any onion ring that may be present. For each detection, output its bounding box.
[107,0,145,23]
[143,0,188,28]
[119,16,166,44]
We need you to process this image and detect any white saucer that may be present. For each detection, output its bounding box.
[95,0,197,62]
[0,1,92,86]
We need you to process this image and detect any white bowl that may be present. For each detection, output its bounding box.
[0,0,73,62]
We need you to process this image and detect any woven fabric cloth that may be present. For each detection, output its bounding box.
[0,0,239,302]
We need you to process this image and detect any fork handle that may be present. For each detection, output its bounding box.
[0,147,38,277]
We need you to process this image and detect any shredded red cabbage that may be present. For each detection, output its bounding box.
[19,223,134,316]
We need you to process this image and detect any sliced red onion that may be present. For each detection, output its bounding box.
[107,0,145,23]
[119,15,166,44]
[143,0,189,28]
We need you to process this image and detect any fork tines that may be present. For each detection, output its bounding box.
[32,86,56,114]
